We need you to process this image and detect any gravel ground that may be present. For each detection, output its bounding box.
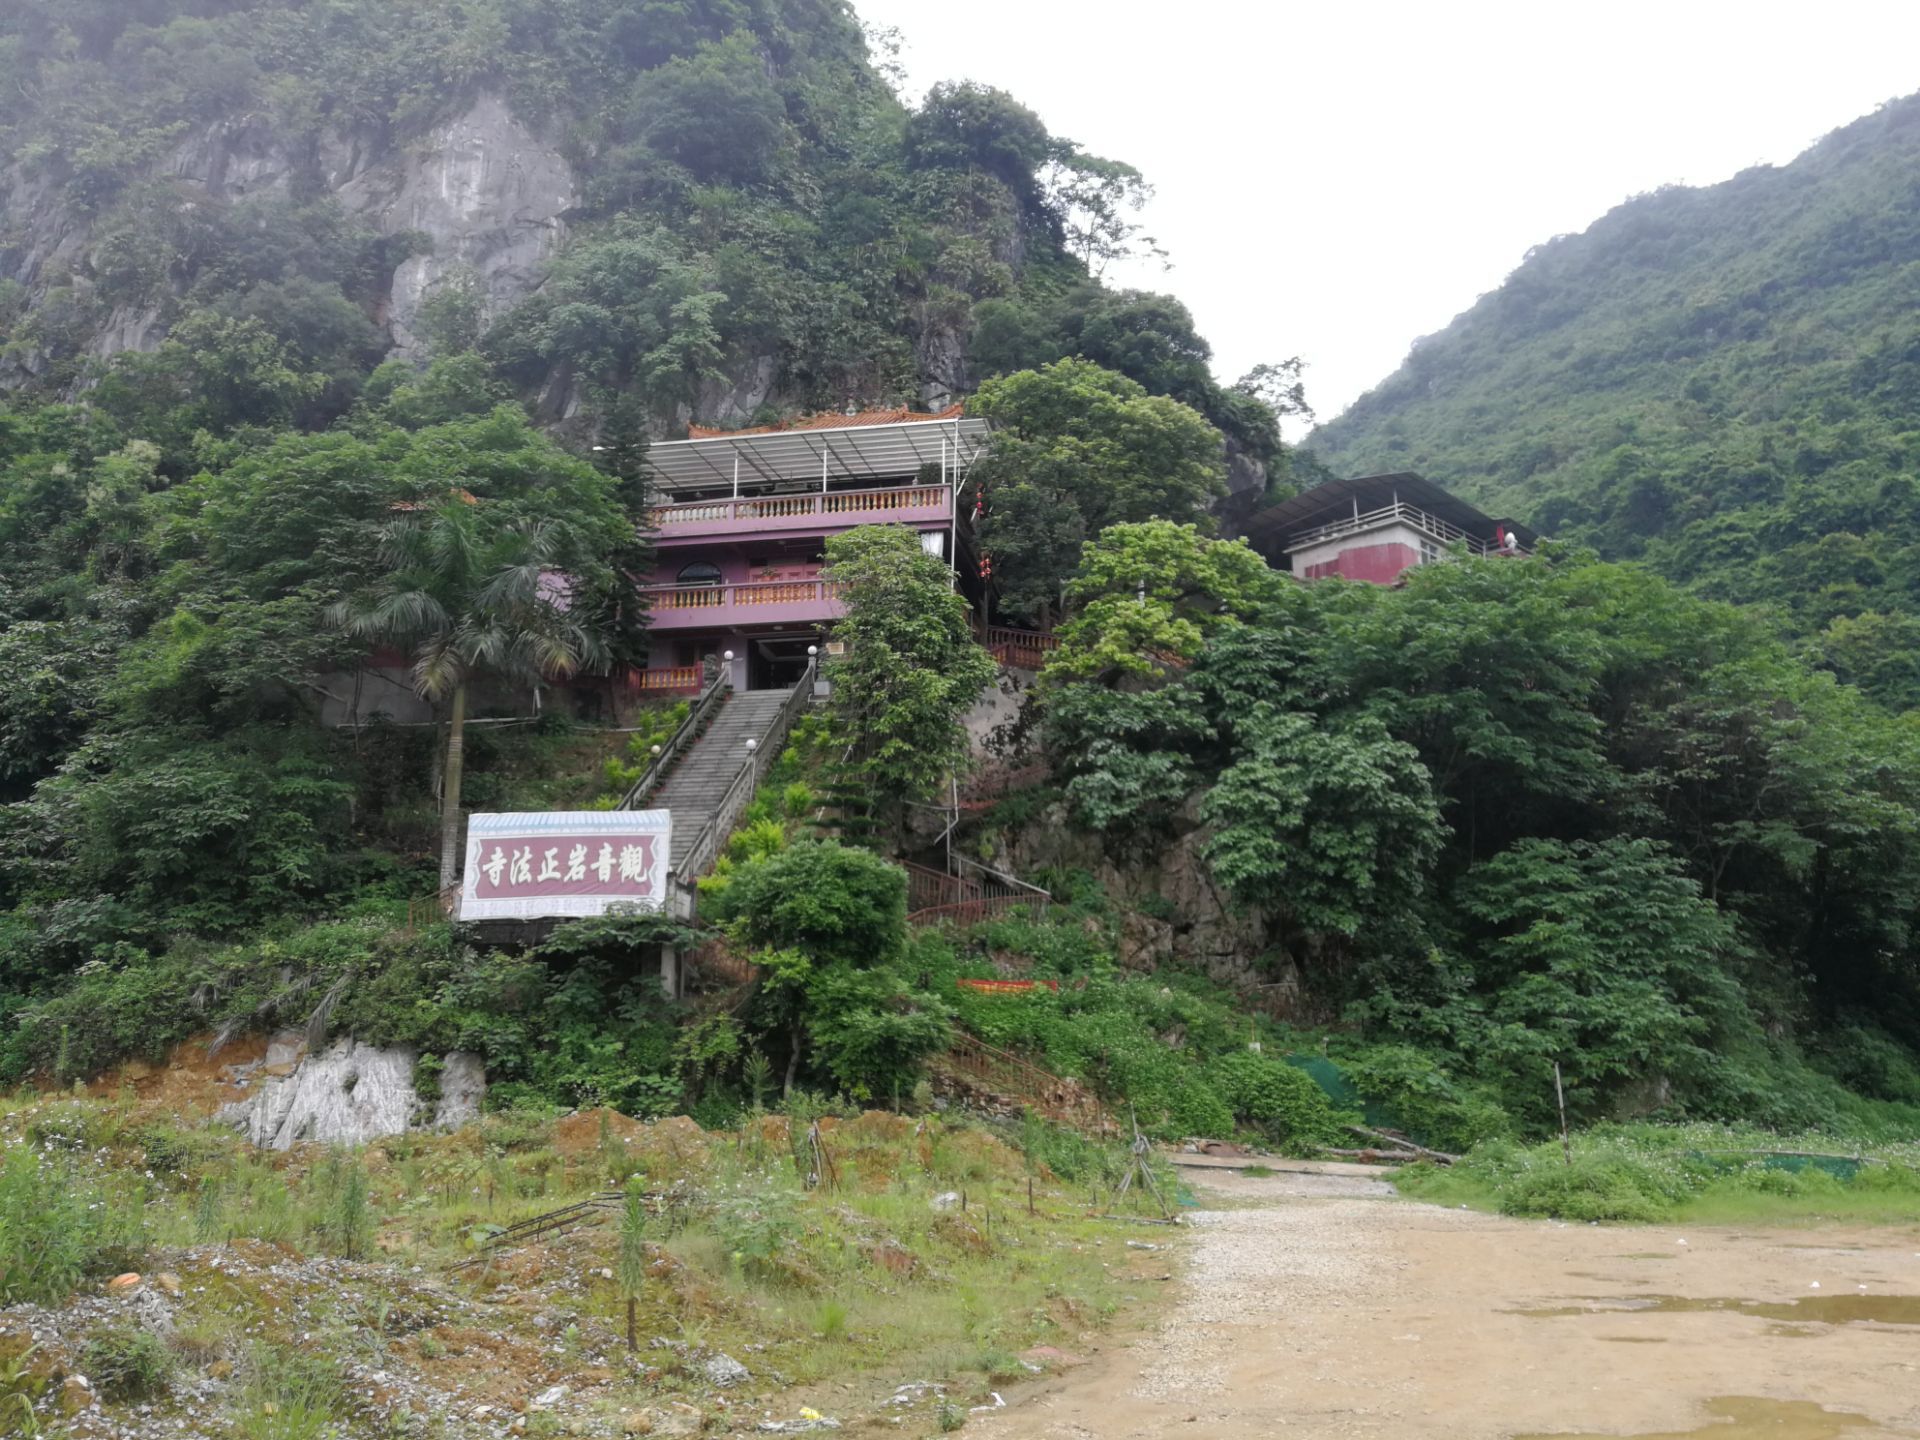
[1132,1176,1399,1403]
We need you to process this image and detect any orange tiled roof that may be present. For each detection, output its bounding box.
[688,403,964,441]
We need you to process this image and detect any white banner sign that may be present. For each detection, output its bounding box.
[459,810,672,922]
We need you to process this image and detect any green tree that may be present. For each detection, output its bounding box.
[718,840,908,969]
[1449,838,1743,1124]
[970,361,1226,623]
[1046,521,1288,685]
[821,525,995,828]
[330,499,616,889]
[906,81,1052,198]
[716,840,952,1098]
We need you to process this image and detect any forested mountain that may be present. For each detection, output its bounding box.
[4,0,1920,1162]
[0,0,1282,476]
[0,0,1296,1097]
[1310,92,1920,707]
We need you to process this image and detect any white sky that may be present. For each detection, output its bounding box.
[851,0,1920,428]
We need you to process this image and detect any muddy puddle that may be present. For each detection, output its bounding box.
[1515,1396,1882,1440]
[1515,1294,1920,1325]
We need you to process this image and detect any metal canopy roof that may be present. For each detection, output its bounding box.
[645,416,994,493]
[1236,472,1538,557]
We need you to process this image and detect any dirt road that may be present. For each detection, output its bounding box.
[969,1165,1920,1440]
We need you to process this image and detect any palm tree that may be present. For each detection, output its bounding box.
[330,497,612,891]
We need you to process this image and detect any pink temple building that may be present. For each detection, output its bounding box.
[1238,472,1534,584]
[633,405,992,693]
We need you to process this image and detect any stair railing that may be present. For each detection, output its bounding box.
[620,668,731,811]
[954,854,1052,903]
[670,655,819,897]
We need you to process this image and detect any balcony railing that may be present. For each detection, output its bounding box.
[638,577,848,629]
[650,484,951,535]
[642,578,845,611]
[1288,501,1520,558]
[626,666,703,694]
[982,625,1060,670]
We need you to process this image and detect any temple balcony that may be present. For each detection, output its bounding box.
[649,483,952,546]
[638,577,848,631]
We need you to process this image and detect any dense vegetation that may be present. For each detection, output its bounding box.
[4,0,1920,1211]
[1028,524,1920,1137]
[0,0,1289,471]
[0,2,1289,1094]
[1310,92,1920,708]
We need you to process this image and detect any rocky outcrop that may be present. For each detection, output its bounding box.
[680,354,783,432]
[1001,795,1308,1011]
[340,91,576,357]
[219,1032,485,1149]
[2,92,575,378]
[1214,436,1272,530]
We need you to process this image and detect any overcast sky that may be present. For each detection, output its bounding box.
[851,0,1920,429]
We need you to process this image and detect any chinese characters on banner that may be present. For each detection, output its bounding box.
[458,811,671,921]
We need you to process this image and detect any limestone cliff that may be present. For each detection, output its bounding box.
[1,91,575,390]
[999,795,1312,1018]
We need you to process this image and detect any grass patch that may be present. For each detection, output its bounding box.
[0,1091,1167,1434]
[1396,1124,1920,1225]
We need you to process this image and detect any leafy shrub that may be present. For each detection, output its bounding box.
[412,1052,444,1107]
[711,1186,804,1285]
[82,1324,174,1401]
[716,841,908,966]
[308,1155,372,1261]
[1496,1156,1674,1222]
[1337,1044,1514,1153]
[1817,1025,1920,1104]
[1207,1051,1346,1148]
[137,1121,231,1180]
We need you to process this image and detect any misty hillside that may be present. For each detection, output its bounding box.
[1309,92,1920,706]
[0,0,1280,478]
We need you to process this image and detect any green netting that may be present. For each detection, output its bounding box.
[1283,1055,1399,1128]
[1687,1150,1865,1181]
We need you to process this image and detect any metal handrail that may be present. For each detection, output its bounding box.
[955,854,1052,902]
[620,670,730,810]
[910,895,1053,927]
[1288,500,1504,557]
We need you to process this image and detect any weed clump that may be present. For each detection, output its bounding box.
[82,1325,174,1402]
[0,1146,146,1305]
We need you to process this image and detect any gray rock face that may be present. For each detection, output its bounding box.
[690,354,782,429]
[1003,795,1311,1009]
[219,1036,487,1149]
[341,91,576,357]
[917,320,968,411]
[433,1051,489,1130]
[2,92,574,377]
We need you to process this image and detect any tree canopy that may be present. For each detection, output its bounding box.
[1038,544,1920,1126]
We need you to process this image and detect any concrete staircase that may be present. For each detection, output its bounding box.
[647,689,797,875]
